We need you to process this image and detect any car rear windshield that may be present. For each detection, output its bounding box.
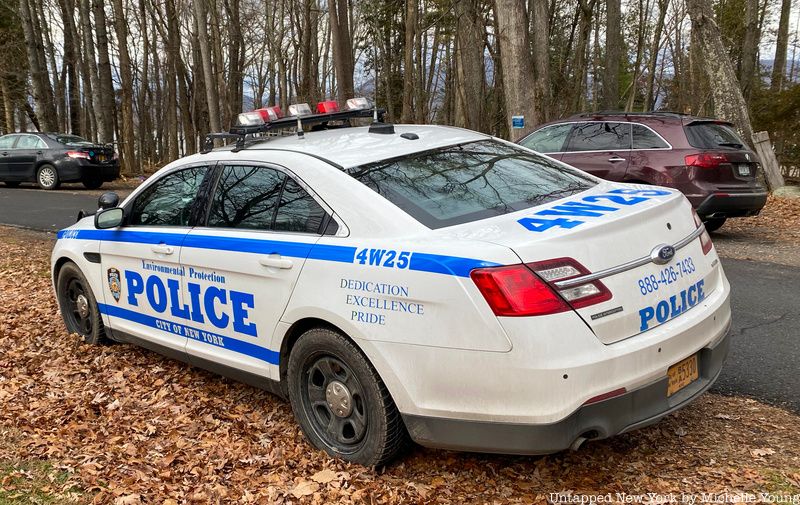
[47,134,93,147]
[684,122,747,149]
[347,140,596,229]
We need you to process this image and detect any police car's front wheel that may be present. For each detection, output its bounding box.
[287,328,408,467]
[56,262,108,345]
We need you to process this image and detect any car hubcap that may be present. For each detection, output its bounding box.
[65,278,92,335]
[39,168,55,187]
[304,356,367,450]
[326,380,353,418]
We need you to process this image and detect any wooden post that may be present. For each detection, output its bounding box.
[752,131,786,191]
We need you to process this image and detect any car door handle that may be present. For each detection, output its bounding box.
[259,255,293,269]
[608,156,626,163]
[151,244,174,255]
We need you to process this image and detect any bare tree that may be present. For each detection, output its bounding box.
[494,0,538,139]
[685,0,754,145]
[771,0,792,92]
[602,0,622,109]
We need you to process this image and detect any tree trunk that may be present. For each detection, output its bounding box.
[770,0,792,92]
[18,0,57,131]
[494,0,538,140]
[111,0,137,175]
[739,0,759,100]
[685,0,754,146]
[93,0,116,143]
[401,0,417,122]
[79,0,99,142]
[454,0,485,131]
[329,0,354,101]
[531,0,551,121]
[644,0,668,110]
[571,0,597,113]
[602,0,622,109]
[194,0,221,134]
[165,0,179,161]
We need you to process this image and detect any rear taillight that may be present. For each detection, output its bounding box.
[470,265,569,317]
[470,258,611,317]
[66,151,90,159]
[685,153,728,169]
[693,212,714,254]
[530,258,612,309]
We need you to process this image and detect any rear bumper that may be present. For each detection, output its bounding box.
[693,190,768,218]
[403,327,730,455]
[55,159,120,182]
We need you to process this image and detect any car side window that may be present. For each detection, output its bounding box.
[566,122,631,152]
[16,135,45,149]
[274,178,327,234]
[0,135,18,149]
[520,124,572,153]
[128,166,208,226]
[207,165,285,230]
[0,135,19,149]
[632,124,669,149]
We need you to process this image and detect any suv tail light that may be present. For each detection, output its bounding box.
[470,258,611,317]
[685,153,728,169]
[693,211,714,254]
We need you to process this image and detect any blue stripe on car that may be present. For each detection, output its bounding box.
[57,229,498,277]
[97,302,281,364]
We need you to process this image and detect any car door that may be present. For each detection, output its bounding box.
[180,163,329,380]
[98,164,213,360]
[518,123,573,160]
[10,134,46,179]
[0,135,19,179]
[560,122,631,181]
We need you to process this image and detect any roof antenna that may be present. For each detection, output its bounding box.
[296,115,304,138]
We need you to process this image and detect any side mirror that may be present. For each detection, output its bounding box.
[98,192,120,210]
[95,207,124,229]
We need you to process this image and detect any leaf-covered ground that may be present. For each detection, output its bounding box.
[1,226,799,504]
[713,195,800,267]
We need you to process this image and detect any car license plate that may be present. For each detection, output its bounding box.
[737,164,751,176]
[667,354,699,396]
[97,154,106,162]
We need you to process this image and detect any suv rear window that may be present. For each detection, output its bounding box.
[684,122,746,149]
[348,140,596,229]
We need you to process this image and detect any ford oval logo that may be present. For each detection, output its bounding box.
[651,244,676,265]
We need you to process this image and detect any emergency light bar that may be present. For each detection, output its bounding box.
[229,97,381,135]
[201,97,385,153]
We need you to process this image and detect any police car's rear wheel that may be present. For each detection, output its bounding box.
[287,328,408,467]
[56,262,108,345]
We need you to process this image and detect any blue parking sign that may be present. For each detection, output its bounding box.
[512,115,524,129]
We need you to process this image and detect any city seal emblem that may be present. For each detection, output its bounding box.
[107,268,122,302]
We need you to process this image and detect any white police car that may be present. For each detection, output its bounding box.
[51,100,731,466]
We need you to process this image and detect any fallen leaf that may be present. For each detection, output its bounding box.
[291,480,319,498]
[311,469,337,484]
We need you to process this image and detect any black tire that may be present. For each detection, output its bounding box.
[36,164,60,190]
[3,181,21,188]
[287,327,409,466]
[82,179,103,190]
[702,217,727,233]
[56,262,109,345]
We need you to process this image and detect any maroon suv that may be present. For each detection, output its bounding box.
[518,112,768,231]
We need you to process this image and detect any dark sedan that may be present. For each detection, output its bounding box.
[0,132,119,190]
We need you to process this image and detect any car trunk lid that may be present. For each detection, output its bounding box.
[443,183,719,344]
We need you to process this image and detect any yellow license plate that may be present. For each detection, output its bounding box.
[667,354,699,396]
[97,155,106,162]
